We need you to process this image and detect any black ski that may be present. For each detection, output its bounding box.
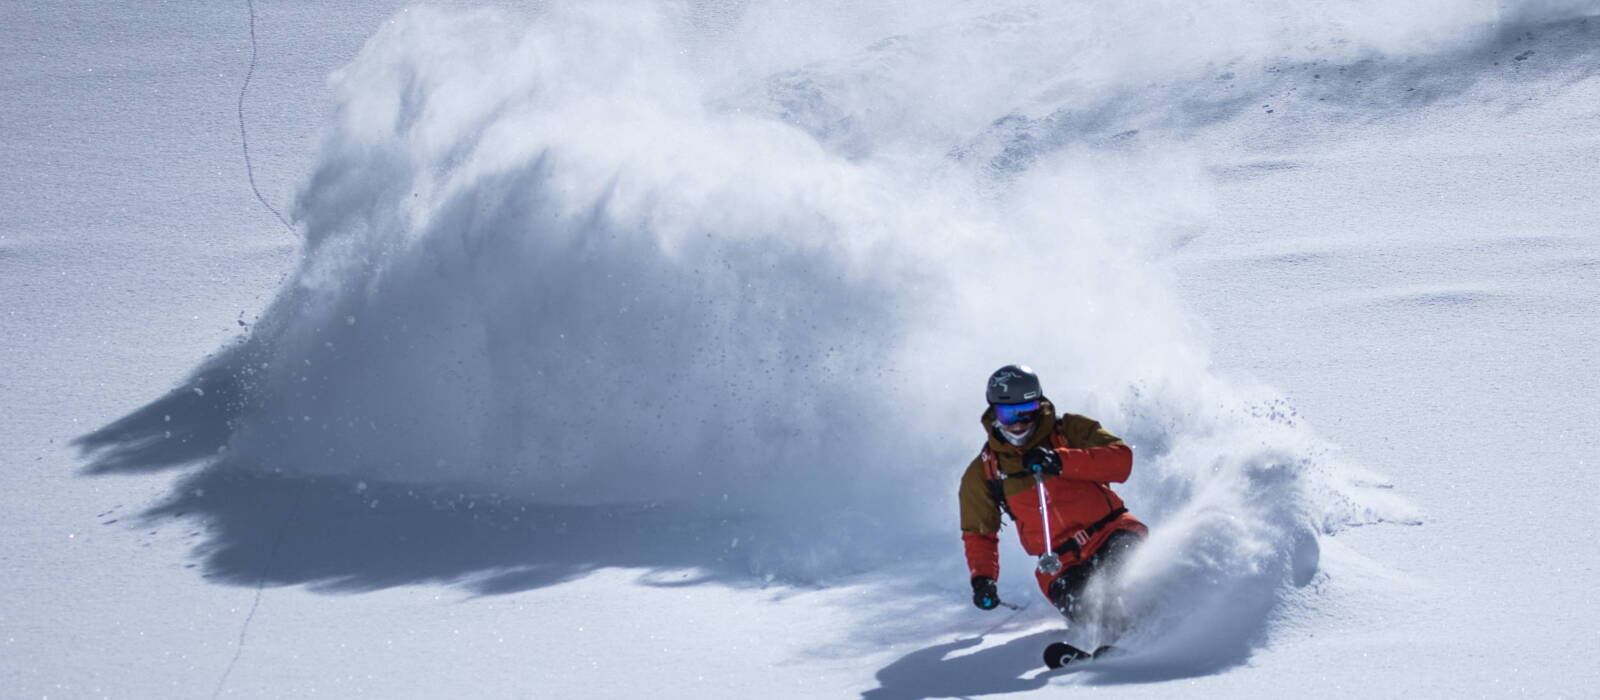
[1042,642,1124,669]
[1042,642,1090,668]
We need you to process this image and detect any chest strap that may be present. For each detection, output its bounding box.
[1050,507,1128,557]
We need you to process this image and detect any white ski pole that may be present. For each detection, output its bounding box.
[1034,472,1062,575]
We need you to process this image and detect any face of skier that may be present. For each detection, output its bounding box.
[994,400,1040,445]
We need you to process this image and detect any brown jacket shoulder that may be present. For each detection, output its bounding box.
[1056,412,1125,450]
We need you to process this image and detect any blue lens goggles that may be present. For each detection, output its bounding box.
[994,400,1041,425]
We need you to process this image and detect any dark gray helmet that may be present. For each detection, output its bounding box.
[986,365,1042,404]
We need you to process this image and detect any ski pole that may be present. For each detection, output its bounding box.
[1033,471,1062,575]
[974,598,1031,639]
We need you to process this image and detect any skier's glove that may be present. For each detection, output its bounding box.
[1023,445,1062,476]
[971,576,1000,610]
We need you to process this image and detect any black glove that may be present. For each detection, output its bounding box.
[1023,445,1062,475]
[971,576,1000,610]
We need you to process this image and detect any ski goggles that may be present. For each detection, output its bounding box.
[994,400,1041,425]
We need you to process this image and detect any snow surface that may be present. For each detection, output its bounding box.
[3,1,1597,697]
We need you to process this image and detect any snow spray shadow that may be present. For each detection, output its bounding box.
[139,465,824,594]
[70,0,1570,675]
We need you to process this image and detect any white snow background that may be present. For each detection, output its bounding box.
[3,0,1596,697]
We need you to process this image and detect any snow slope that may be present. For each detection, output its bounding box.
[3,1,1596,697]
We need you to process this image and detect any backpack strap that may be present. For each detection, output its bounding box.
[1049,507,1129,558]
[979,445,1019,523]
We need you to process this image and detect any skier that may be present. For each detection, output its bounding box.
[959,365,1147,661]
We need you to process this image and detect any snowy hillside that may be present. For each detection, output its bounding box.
[3,1,1597,697]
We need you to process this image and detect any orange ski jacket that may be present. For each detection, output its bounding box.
[958,399,1146,582]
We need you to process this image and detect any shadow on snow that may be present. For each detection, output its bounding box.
[72,356,798,595]
[859,623,1268,699]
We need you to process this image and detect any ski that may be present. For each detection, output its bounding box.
[1042,642,1124,669]
[1042,642,1090,668]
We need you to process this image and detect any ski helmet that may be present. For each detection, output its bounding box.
[986,365,1042,405]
